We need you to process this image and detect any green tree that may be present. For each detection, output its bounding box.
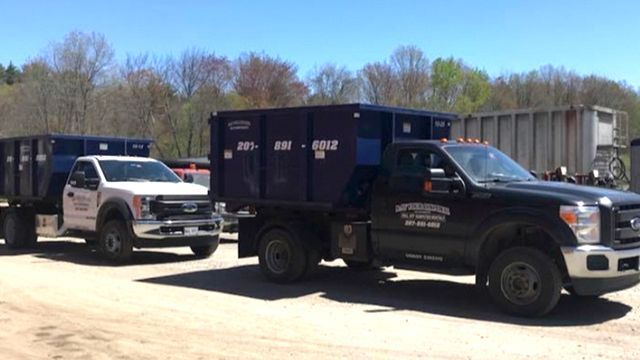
[455,68,491,114]
[4,62,21,85]
[429,57,464,111]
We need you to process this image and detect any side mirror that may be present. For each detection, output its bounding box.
[70,171,86,188]
[185,173,195,183]
[423,169,465,195]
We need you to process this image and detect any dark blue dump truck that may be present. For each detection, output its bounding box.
[210,103,640,316]
[0,134,222,261]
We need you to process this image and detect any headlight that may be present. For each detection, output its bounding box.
[133,195,156,220]
[559,205,600,244]
[215,202,226,214]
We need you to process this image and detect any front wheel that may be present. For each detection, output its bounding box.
[488,247,561,317]
[99,220,133,262]
[191,236,219,257]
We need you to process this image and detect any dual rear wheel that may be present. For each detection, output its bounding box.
[258,228,320,283]
[2,209,38,249]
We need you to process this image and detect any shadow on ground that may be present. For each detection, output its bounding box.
[139,264,632,326]
[0,240,200,266]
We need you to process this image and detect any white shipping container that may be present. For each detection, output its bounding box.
[451,105,628,175]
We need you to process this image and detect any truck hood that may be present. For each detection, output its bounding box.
[104,182,209,196]
[497,181,640,207]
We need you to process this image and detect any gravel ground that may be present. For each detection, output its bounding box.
[0,235,638,359]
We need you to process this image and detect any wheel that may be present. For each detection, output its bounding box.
[99,220,133,262]
[488,247,562,317]
[258,228,308,283]
[3,209,37,249]
[191,236,220,257]
[343,259,380,270]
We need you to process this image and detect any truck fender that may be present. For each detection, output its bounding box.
[96,199,134,233]
[465,207,575,267]
[240,218,321,258]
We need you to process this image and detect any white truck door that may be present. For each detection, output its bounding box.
[63,161,101,231]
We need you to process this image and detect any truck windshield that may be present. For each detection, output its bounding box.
[99,160,182,183]
[443,145,534,183]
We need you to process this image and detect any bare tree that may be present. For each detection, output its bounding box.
[19,60,56,132]
[234,52,307,108]
[47,31,115,133]
[307,63,358,105]
[390,45,430,107]
[358,61,398,105]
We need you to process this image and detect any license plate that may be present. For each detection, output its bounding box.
[184,227,199,236]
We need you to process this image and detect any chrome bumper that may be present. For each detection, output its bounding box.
[561,245,640,295]
[131,215,223,240]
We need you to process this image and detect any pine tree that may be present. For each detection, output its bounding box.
[4,61,20,85]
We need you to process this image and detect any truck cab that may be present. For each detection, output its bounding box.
[1,135,222,262]
[373,141,640,301]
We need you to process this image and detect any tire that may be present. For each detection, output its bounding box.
[3,209,37,249]
[191,236,220,257]
[258,228,308,283]
[99,220,133,262]
[488,247,562,317]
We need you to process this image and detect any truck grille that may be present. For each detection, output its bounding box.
[613,204,640,249]
[151,195,213,221]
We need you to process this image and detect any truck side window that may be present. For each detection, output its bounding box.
[83,163,99,182]
[68,161,100,188]
[396,149,443,175]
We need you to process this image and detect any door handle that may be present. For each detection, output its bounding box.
[67,192,74,198]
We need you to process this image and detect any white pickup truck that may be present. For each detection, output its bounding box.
[0,135,222,262]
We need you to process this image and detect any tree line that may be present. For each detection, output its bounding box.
[1,31,639,158]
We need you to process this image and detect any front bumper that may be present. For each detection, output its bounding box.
[561,245,640,295]
[131,215,223,240]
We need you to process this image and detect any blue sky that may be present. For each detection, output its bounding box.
[1,0,639,87]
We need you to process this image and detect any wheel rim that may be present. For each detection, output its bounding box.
[104,229,122,254]
[500,261,541,305]
[265,239,290,275]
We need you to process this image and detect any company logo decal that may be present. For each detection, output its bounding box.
[228,120,251,131]
[395,202,450,229]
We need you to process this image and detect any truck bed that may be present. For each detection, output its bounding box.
[0,134,151,201]
[210,103,454,211]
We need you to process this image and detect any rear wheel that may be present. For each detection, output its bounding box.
[488,247,562,317]
[99,220,133,262]
[3,209,37,249]
[191,236,220,257]
[258,228,308,283]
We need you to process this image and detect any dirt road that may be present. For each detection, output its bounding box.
[1,237,638,359]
